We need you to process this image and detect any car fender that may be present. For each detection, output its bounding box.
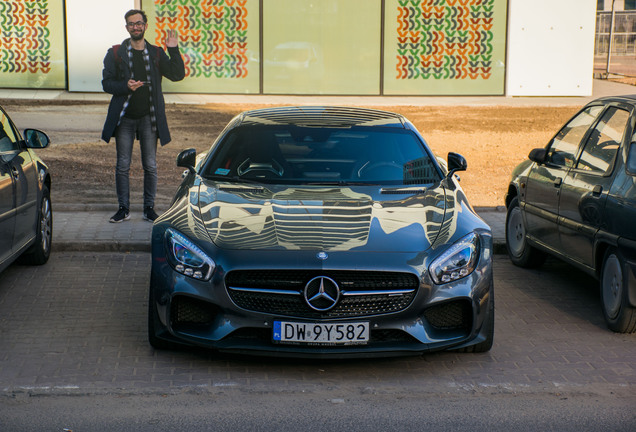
[617,237,636,308]
[505,159,534,208]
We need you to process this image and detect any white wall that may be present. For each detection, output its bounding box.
[66,0,598,96]
[506,0,597,96]
[66,0,135,92]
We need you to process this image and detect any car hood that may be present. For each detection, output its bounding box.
[193,181,460,253]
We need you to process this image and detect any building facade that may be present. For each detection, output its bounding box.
[0,0,596,96]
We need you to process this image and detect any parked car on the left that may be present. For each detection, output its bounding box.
[0,104,52,274]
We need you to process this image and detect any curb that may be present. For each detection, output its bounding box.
[52,242,151,253]
[52,240,507,255]
[50,204,507,254]
[54,204,509,213]
[492,241,507,255]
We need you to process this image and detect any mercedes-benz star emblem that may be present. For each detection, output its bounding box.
[304,276,340,311]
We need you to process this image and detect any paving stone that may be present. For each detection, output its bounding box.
[0,252,634,397]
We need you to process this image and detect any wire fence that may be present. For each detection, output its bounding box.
[595,11,636,78]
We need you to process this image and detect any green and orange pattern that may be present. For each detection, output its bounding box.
[153,0,249,79]
[0,0,51,74]
[396,0,494,80]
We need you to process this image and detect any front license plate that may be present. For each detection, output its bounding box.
[273,321,369,345]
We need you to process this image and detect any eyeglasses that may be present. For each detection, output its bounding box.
[126,21,146,28]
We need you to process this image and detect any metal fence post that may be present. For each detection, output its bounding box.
[606,0,616,76]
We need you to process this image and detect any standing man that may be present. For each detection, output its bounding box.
[101,9,185,223]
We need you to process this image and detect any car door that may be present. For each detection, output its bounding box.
[605,141,636,241]
[558,105,629,268]
[523,105,604,252]
[0,107,39,255]
[0,108,19,264]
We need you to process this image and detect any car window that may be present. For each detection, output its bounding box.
[576,107,628,174]
[203,125,440,185]
[546,106,603,168]
[0,109,20,153]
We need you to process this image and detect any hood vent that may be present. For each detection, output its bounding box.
[219,186,265,194]
[380,188,428,195]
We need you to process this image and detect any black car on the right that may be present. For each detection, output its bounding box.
[505,95,636,333]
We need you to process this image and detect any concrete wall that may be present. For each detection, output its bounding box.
[62,0,598,96]
[506,0,597,96]
[65,0,135,92]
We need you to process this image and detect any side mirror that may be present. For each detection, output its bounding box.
[176,148,197,173]
[528,148,547,164]
[447,152,467,177]
[24,129,50,149]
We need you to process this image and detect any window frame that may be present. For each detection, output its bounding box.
[545,105,604,169]
[572,105,630,176]
[0,107,21,154]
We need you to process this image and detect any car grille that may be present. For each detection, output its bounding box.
[225,270,419,318]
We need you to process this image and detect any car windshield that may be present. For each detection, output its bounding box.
[201,124,441,186]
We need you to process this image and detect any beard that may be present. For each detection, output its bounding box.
[130,29,145,41]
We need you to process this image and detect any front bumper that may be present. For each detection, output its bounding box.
[148,246,494,359]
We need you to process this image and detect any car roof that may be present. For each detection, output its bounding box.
[238,106,407,128]
[590,94,636,105]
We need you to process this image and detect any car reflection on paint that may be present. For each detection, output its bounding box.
[505,96,636,333]
[0,104,52,274]
[148,106,494,358]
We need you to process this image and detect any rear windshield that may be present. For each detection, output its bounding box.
[201,125,441,186]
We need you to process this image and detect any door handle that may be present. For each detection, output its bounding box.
[11,166,19,179]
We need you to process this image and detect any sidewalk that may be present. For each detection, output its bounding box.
[52,206,507,253]
[2,78,634,107]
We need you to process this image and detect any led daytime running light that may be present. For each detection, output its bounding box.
[430,232,480,285]
[166,228,215,280]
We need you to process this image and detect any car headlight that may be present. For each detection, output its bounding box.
[429,232,480,285]
[165,228,215,281]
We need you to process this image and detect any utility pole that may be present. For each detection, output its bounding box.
[605,0,616,77]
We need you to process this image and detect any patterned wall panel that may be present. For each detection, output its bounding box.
[146,0,259,93]
[0,0,65,88]
[385,0,507,95]
[263,0,381,95]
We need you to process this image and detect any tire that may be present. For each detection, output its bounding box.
[148,289,182,350]
[600,249,636,333]
[505,197,546,268]
[19,185,52,265]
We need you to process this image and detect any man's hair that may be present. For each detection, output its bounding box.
[124,9,147,23]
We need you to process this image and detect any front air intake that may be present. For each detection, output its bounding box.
[171,296,218,328]
[423,300,472,332]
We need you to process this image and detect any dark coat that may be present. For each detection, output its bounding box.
[101,39,185,146]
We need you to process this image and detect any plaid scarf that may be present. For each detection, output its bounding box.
[117,40,157,133]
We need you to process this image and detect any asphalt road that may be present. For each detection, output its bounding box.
[1,391,634,432]
[0,253,634,431]
[8,103,106,145]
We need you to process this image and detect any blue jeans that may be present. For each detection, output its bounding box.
[115,115,157,209]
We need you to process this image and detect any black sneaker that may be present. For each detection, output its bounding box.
[110,206,130,223]
[143,206,159,222]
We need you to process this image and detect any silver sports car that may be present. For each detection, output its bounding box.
[148,106,494,358]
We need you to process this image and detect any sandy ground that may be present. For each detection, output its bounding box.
[7,102,581,209]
